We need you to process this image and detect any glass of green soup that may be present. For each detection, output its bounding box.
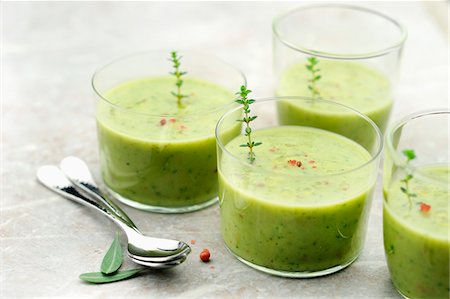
[92,51,245,213]
[383,110,449,298]
[216,97,382,277]
[273,4,406,134]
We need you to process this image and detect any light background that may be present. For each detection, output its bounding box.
[1,1,448,298]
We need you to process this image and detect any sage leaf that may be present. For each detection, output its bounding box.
[79,269,144,284]
[101,232,123,275]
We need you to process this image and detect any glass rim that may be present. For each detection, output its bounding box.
[91,49,247,117]
[215,96,383,179]
[386,109,450,185]
[272,3,407,60]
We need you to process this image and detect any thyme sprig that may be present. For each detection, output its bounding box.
[169,51,188,107]
[305,56,321,98]
[400,149,417,208]
[235,86,261,162]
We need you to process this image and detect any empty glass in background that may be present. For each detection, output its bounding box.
[273,4,407,133]
[383,110,449,298]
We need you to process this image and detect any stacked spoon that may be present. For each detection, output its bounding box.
[36,156,191,269]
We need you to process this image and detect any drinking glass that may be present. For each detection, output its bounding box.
[383,110,449,298]
[273,4,407,133]
[93,50,245,213]
[216,97,382,277]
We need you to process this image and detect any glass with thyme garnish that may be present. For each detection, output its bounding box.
[383,111,449,299]
[93,51,244,212]
[273,5,406,146]
[216,96,382,277]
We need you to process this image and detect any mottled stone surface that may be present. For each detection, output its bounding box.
[1,1,448,298]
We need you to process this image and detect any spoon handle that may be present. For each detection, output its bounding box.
[59,156,137,229]
[37,165,138,236]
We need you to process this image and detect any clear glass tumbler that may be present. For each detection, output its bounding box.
[383,110,449,298]
[273,4,407,133]
[216,97,382,277]
[92,50,245,213]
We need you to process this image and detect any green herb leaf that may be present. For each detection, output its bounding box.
[101,232,123,275]
[80,269,145,284]
[235,86,261,162]
[308,57,318,64]
[169,51,188,107]
[400,149,417,208]
[305,56,321,98]
[402,149,416,161]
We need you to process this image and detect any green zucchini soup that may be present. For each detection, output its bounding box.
[383,110,450,298]
[94,51,244,212]
[272,4,406,140]
[216,98,381,277]
[276,60,392,147]
[384,165,449,298]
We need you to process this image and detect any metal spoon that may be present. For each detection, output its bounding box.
[36,165,191,268]
[59,156,136,229]
[58,156,191,263]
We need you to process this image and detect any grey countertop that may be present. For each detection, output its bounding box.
[1,1,448,298]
